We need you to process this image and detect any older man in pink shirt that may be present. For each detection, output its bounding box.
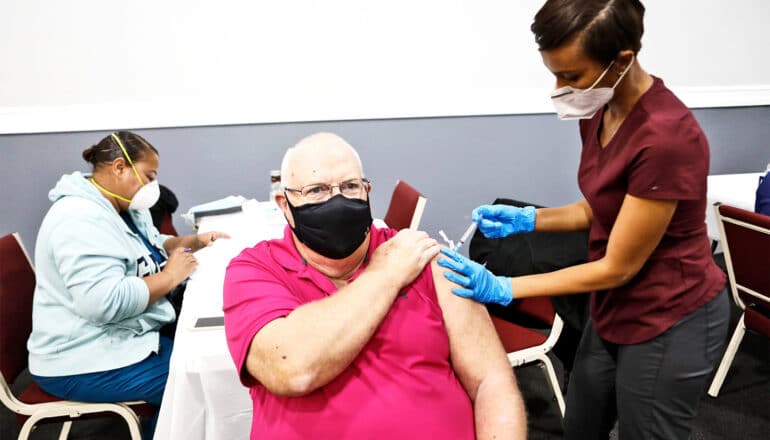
[223,132,526,439]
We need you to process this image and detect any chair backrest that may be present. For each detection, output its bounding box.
[0,233,35,385]
[158,211,179,236]
[716,204,770,314]
[150,184,179,236]
[383,180,427,231]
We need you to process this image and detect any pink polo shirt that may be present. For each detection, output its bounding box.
[223,225,474,439]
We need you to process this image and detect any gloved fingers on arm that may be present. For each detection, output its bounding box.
[438,248,466,270]
[442,270,471,288]
[451,286,477,298]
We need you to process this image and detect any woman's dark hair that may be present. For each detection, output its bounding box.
[531,0,645,65]
[82,131,159,168]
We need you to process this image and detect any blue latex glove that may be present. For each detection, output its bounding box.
[471,205,536,238]
[437,248,513,306]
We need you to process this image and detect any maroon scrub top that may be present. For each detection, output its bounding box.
[578,76,726,344]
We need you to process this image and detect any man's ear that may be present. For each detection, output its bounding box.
[275,191,287,209]
[275,192,294,227]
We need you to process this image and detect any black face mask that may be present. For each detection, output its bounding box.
[286,194,373,260]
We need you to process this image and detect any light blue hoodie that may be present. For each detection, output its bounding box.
[28,171,176,376]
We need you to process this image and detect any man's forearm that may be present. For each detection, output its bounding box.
[473,373,528,440]
[249,229,440,396]
[248,268,401,396]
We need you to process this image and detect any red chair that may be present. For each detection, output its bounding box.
[158,211,178,236]
[0,232,150,439]
[150,184,179,236]
[707,205,770,397]
[491,298,566,417]
[383,180,427,230]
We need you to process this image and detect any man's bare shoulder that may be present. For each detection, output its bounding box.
[430,256,490,318]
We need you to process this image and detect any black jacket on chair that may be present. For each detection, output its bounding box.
[469,198,591,333]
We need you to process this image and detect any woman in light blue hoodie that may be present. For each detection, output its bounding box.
[28,131,228,438]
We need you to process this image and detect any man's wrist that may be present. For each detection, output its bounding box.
[361,266,403,298]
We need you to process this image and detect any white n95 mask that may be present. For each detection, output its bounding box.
[111,132,161,211]
[129,179,160,210]
[551,55,635,120]
[90,177,160,211]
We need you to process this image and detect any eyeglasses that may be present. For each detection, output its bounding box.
[284,178,371,203]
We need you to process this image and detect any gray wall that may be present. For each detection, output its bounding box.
[2,106,769,258]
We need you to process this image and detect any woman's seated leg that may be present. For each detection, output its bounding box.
[32,336,174,438]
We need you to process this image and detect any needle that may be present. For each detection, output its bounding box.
[438,230,454,250]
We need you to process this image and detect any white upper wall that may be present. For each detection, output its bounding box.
[1,0,768,134]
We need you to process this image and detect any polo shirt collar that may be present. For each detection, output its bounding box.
[268,224,380,283]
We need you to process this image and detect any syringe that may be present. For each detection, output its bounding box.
[453,222,478,252]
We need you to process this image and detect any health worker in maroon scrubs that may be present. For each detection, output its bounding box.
[437,1,729,439]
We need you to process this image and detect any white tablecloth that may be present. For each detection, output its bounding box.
[706,173,762,241]
[155,200,286,440]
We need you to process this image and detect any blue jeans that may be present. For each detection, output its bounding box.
[32,336,173,439]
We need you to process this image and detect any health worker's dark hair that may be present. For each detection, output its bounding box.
[531,0,645,65]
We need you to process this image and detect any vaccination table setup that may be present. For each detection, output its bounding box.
[154,199,286,439]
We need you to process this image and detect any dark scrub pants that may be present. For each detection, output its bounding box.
[563,290,729,440]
